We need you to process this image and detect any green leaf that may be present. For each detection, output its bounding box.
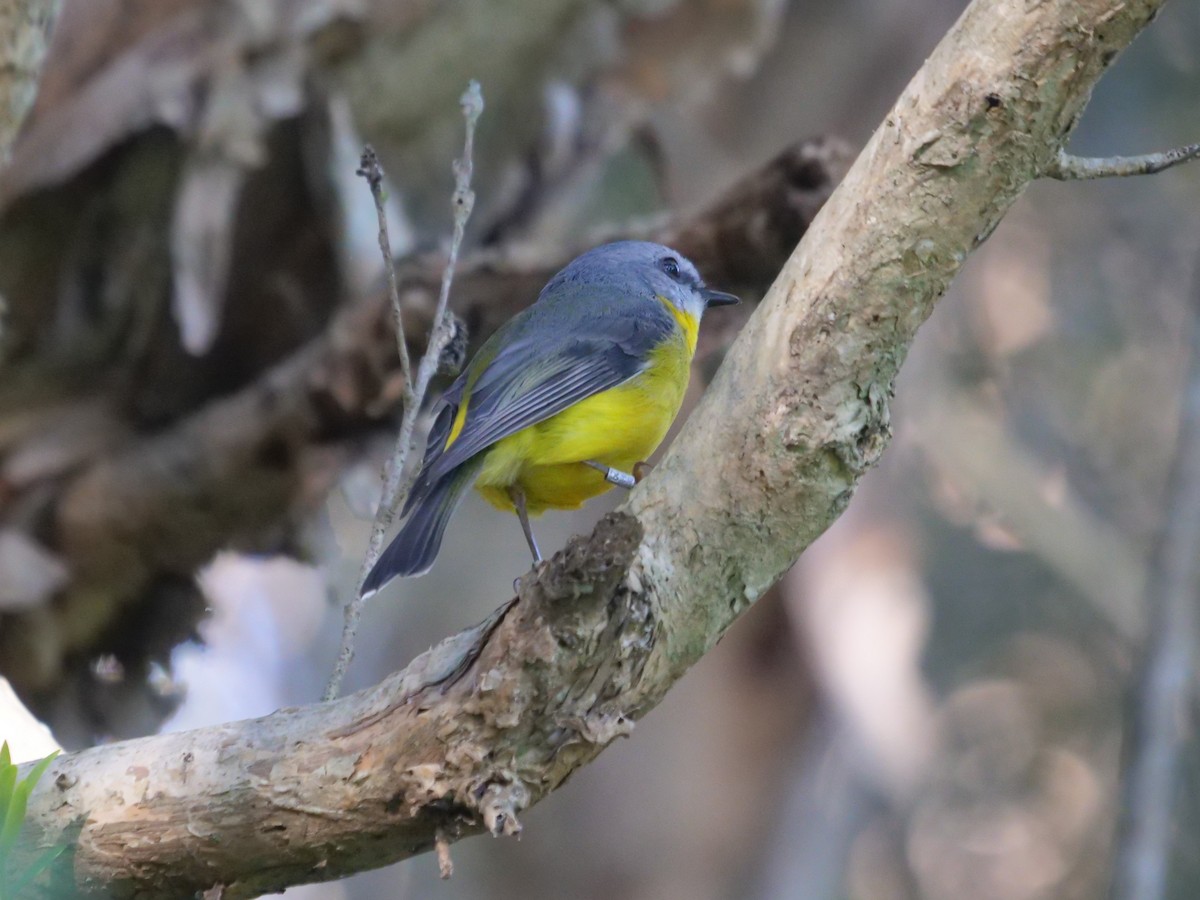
[0,741,13,826]
[19,751,58,793]
[0,763,16,843]
[0,751,58,865]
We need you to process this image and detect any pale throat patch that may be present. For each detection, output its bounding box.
[657,294,701,356]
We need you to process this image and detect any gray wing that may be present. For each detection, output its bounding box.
[425,293,674,482]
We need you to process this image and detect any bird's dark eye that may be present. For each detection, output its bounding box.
[660,257,681,279]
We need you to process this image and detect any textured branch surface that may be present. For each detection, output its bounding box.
[0,0,58,163]
[15,0,1171,896]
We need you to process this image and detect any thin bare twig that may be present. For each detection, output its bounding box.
[357,146,414,397]
[324,81,485,701]
[1111,264,1200,900]
[1045,143,1200,180]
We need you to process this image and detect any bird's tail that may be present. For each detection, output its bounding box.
[360,459,480,597]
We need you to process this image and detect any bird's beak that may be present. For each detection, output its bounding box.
[701,288,740,308]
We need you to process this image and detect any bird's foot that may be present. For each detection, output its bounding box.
[513,558,547,595]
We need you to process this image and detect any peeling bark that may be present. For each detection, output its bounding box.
[12,0,1175,896]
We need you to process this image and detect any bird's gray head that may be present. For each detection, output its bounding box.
[539,240,739,319]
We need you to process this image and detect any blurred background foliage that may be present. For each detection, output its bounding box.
[1,0,1199,898]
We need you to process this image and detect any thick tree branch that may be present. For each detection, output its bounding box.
[14,0,1175,896]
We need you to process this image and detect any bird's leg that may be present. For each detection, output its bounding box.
[584,460,636,489]
[508,486,542,564]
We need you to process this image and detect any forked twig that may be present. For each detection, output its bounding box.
[324,81,485,701]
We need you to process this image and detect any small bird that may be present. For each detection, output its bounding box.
[361,240,739,597]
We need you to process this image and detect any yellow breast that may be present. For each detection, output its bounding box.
[475,302,698,514]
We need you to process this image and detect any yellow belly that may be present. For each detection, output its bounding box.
[474,337,691,514]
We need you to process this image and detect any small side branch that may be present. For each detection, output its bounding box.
[1044,143,1200,180]
[324,81,484,701]
[1111,264,1200,900]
